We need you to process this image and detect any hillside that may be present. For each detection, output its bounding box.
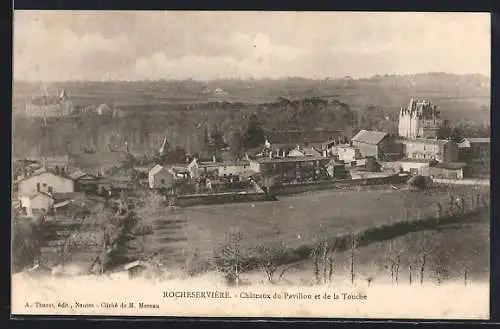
[12,73,490,158]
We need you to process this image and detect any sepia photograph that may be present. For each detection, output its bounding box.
[11,11,491,319]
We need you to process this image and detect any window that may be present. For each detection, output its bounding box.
[42,183,47,187]
[160,179,165,184]
[48,186,53,193]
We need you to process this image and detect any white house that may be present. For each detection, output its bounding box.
[148,165,172,189]
[17,170,75,196]
[329,145,362,163]
[218,161,251,177]
[20,192,54,217]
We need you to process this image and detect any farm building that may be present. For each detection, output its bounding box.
[19,192,54,217]
[17,170,75,196]
[400,138,458,163]
[429,162,470,180]
[351,130,399,160]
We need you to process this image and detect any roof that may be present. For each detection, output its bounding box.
[468,137,490,144]
[124,260,148,270]
[16,169,73,183]
[149,164,164,176]
[351,130,388,145]
[457,140,471,148]
[254,156,330,164]
[53,192,86,202]
[68,170,90,180]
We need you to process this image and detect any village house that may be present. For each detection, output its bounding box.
[17,170,75,196]
[19,192,54,217]
[400,138,458,163]
[148,164,191,190]
[249,156,331,184]
[217,160,252,178]
[351,130,401,160]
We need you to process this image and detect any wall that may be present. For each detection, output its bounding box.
[442,141,459,163]
[149,168,174,189]
[429,167,464,180]
[18,172,75,195]
[330,146,360,163]
[352,141,378,159]
[20,194,54,216]
[218,163,251,177]
[398,162,430,176]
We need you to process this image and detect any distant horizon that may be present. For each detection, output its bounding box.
[12,71,492,85]
[14,11,490,81]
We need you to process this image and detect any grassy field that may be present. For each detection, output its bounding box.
[145,186,489,267]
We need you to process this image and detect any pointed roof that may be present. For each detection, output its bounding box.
[59,89,68,100]
[159,136,169,155]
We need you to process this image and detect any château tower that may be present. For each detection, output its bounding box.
[398,98,442,139]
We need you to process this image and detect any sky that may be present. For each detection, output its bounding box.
[13,11,491,81]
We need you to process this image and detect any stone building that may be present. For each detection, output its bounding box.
[398,98,442,139]
[24,89,73,118]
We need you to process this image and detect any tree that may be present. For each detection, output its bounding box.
[210,125,226,157]
[253,241,296,284]
[228,131,244,159]
[310,239,338,285]
[12,217,43,272]
[416,231,436,285]
[349,233,358,285]
[243,114,265,149]
[384,238,405,285]
[213,231,250,286]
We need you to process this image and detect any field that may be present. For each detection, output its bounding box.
[145,186,489,268]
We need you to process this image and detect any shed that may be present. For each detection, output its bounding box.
[351,130,389,159]
[124,260,149,279]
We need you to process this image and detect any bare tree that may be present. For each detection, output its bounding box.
[213,231,250,286]
[416,231,436,285]
[349,233,358,286]
[310,239,338,285]
[384,238,405,285]
[253,241,296,284]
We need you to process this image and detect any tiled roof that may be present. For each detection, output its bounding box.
[351,130,388,145]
